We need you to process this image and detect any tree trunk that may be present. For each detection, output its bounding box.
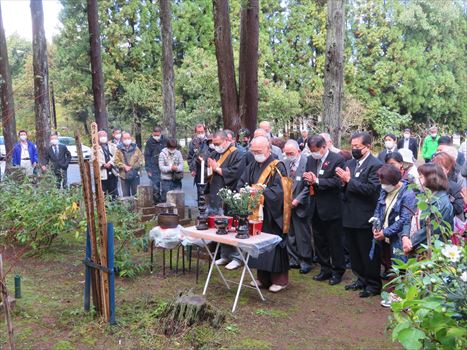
[0,2,16,163]
[31,0,51,163]
[213,0,240,131]
[238,0,259,134]
[323,0,345,148]
[86,0,108,131]
[160,0,176,138]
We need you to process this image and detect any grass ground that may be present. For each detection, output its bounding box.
[1,237,400,350]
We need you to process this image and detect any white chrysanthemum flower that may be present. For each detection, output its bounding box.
[233,193,241,200]
[441,245,461,263]
[461,271,467,283]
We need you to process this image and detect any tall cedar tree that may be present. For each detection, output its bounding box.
[0,2,17,162]
[238,0,259,133]
[31,0,51,162]
[323,0,344,147]
[87,0,108,131]
[213,0,259,132]
[213,0,240,131]
[160,0,176,137]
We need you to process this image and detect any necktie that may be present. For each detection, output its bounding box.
[290,161,296,178]
[54,145,58,156]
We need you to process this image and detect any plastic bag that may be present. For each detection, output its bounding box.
[149,225,182,249]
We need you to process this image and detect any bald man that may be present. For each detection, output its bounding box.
[237,136,289,293]
[254,128,283,161]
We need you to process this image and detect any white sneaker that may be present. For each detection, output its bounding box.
[269,284,288,293]
[249,280,263,288]
[225,260,243,270]
[215,258,229,266]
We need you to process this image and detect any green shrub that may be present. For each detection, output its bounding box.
[387,189,467,349]
[0,174,85,249]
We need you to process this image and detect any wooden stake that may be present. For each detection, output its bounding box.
[90,122,110,321]
[75,131,102,314]
[0,254,16,350]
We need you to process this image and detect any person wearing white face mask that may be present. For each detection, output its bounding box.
[283,139,313,274]
[159,138,184,202]
[92,130,119,199]
[236,136,290,293]
[397,128,418,160]
[12,130,39,177]
[115,132,144,197]
[372,164,416,307]
[42,133,71,189]
[377,133,398,163]
[111,128,122,146]
[207,131,245,270]
[144,126,167,203]
[303,135,346,285]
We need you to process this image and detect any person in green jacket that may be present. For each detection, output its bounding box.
[422,126,440,163]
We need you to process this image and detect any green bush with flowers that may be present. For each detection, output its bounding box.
[386,188,466,349]
[217,184,265,216]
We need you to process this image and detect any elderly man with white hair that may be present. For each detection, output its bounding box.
[259,121,274,139]
[283,139,313,273]
[237,136,290,293]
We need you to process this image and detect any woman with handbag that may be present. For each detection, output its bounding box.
[159,138,184,202]
[115,132,144,197]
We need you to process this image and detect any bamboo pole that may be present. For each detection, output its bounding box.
[0,254,16,350]
[75,131,102,314]
[90,122,110,321]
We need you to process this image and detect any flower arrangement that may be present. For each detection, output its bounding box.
[218,184,266,217]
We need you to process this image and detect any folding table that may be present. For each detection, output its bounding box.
[180,226,282,312]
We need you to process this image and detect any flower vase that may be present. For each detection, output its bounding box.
[235,214,250,239]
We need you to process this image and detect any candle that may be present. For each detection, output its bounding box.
[200,159,205,184]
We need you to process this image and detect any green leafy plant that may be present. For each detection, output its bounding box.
[106,199,148,278]
[218,184,265,216]
[0,174,85,250]
[369,107,412,140]
[386,188,467,349]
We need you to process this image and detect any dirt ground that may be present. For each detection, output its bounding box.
[0,240,400,350]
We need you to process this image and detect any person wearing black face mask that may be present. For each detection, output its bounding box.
[336,132,383,298]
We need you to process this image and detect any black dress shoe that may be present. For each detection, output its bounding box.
[289,263,300,269]
[329,275,342,285]
[359,289,380,298]
[299,265,312,274]
[313,272,332,281]
[344,281,364,291]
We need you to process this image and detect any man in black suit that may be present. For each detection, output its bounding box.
[42,134,71,189]
[397,128,418,160]
[336,132,382,297]
[304,135,346,285]
[377,133,397,163]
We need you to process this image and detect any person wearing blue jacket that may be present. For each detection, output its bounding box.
[401,163,454,255]
[12,130,39,176]
[373,165,417,266]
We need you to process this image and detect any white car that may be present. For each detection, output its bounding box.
[0,136,5,160]
[59,136,92,162]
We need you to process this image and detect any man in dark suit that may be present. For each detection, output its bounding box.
[284,139,313,274]
[304,135,346,285]
[297,130,309,151]
[377,133,398,163]
[397,128,418,160]
[336,132,382,297]
[42,134,71,189]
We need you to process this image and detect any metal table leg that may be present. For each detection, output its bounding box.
[235,247,265,302]
[202,241,230,295]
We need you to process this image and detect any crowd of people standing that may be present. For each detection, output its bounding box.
[2,122,466,304]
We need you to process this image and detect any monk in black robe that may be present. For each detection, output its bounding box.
[236,136,289,292]
[207,130,245,213]
[208,130,246,270]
